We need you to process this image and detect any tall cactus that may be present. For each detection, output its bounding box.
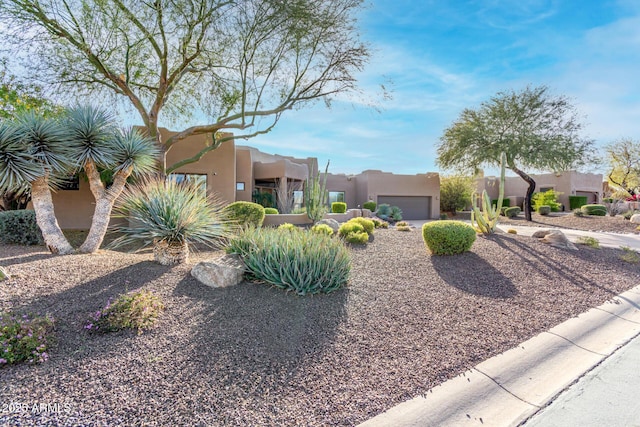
[471,152,506,234]
[305,160,330,223]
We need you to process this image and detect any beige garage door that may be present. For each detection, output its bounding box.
[377,196,432,220]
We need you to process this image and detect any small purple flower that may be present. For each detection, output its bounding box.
[0,358,6,364]
[85,323,94,330]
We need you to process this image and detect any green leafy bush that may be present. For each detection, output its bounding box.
[278,223,298,232]
[363,201,376,212]
[347,217,375,235]
[1,312,54,366]
[537,205,551,215]
[581,204,607,216]
[338,221,365,238]
[264,207,279,215]
[227,227,350,295]
[504,207,521,218]
[569,195,588,210]
[331,202,347,213]
[0,210,44,245]
[532,190,562,212]
[85,290,164,334]
[422,220,476,255]
[223,201,266,227]
[440,175,474,214]
[310,223,333,236]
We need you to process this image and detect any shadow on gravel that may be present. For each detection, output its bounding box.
[0,251,54,266]
[431,252,518,298]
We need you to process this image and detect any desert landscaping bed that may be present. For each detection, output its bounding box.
[1,225,639,426]
[498,211,640,234]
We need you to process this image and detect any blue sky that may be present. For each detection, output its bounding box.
[248,0,640,176]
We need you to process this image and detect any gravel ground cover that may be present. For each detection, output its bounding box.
[498,211,640,234]
[1,222,639,426]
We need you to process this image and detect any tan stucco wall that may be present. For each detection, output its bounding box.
[235,148,253,202]
[324,174,358,208]
[49,179,102,229]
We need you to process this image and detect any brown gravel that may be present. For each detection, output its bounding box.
[1,222,639,426]
[498,211,640,234]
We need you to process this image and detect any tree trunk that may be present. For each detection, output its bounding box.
[30,177,74,255]
[78,162,132,253]
[510,165,537,221]
[153,239,189,265]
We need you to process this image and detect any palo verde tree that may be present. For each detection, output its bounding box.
[604,138,640,199]
[0,0,370,173]
[437,85,595,221]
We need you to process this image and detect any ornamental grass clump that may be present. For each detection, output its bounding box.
[422,220,476,255]
[85,289,164,334]
[109,177,232,265]
[227,227,350,295]
[1,312,54,366]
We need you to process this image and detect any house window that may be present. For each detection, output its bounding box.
[168,173,207,196]
[59,175,80,191]
[328,191,345,205]
[236,182,245,191]
[539,187,554,193]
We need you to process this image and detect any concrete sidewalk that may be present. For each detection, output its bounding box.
[358,285,640,427]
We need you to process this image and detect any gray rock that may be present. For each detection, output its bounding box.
[316,218,340,233]
[0,266,9,281]
[191,254,246,288]
[630,214,640,224]
[532,229,578,250]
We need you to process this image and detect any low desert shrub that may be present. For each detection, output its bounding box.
[504,207,521,218]
[620,246,640,264]
[344,230,369,244]
[439,213,448,220]
[338,221,365,238]
[581,204,607,216]
[622,210,639,220]
[331,202,347,214]
[371,218,389,228]
[0,210,44,245]
[347,217,375,235]
[85,290,164,334]
[507,229,517,234]
[363,201,376,212]
[227,227,350,295]
[568,195,588,210]
[537,205,551,216]
[311,223,333,236]
[1,312,54,366]
[573,208,584,217]
[576,236,600,248]
[264,208,279,215]
[278,223,298,232]
[376,204,403,222]
[422,221,476,255]
[396,221,411,231]
[223,201,266,227]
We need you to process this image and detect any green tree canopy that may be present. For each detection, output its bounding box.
[437,85,595,220]
[0,0,370,173]
[604,138,640,198]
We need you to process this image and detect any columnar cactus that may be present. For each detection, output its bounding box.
[471,152,506,234]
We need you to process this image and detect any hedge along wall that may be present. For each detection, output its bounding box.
[569,195,588,210]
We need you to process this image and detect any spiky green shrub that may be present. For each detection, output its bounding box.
[109,177,231,253]
[390,205,403,221]
[227,227,350,295]
[331,202,347,213]
[569,195,588,210]
[305,161,329,222]
[581,204,607,216]
[532,190,562,212]
[371,218,388,228]
[363,201,376,212]
[264,207,279,215]
[347,217,375,235]
[376,203,391,220]
[504,207,521,218]
[422,220,476,255]
[0,210,44,245]
[85,290,164,334]
[223,201,265,227]
[278,223,298,232]
[311,223,334,236]
[537,205,551,215]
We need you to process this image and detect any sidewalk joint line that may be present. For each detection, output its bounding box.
[472,367,541,409]
[545,331,608,356]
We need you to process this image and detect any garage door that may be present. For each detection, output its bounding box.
[377,196,432,220]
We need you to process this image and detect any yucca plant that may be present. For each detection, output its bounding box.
[8,112,77,254]
[65,106,159,253]
[109,177,232,265]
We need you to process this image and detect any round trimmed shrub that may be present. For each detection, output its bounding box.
[311,223,334,236]
[264,208,279,215]
[537,205,551,216]
[278,223,297,231]
[422,221,476,256]
[338,221,365,238]
[363,201,377,212]
[504,206,521,218]
[347,217,375,235]
[581,204,607,216]
[331,202,347,213]
[344,231,369,244]
[223,201,265,227]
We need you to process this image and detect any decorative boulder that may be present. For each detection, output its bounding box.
[630,214,640,224]
[0,266,9,281]
[316,218,340,233]
[532,229,577,250]
[191,254,245,288]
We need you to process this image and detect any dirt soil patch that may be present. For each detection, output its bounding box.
[1,225,639,426]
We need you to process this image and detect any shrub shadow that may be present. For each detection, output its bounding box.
[430,251,518,298]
